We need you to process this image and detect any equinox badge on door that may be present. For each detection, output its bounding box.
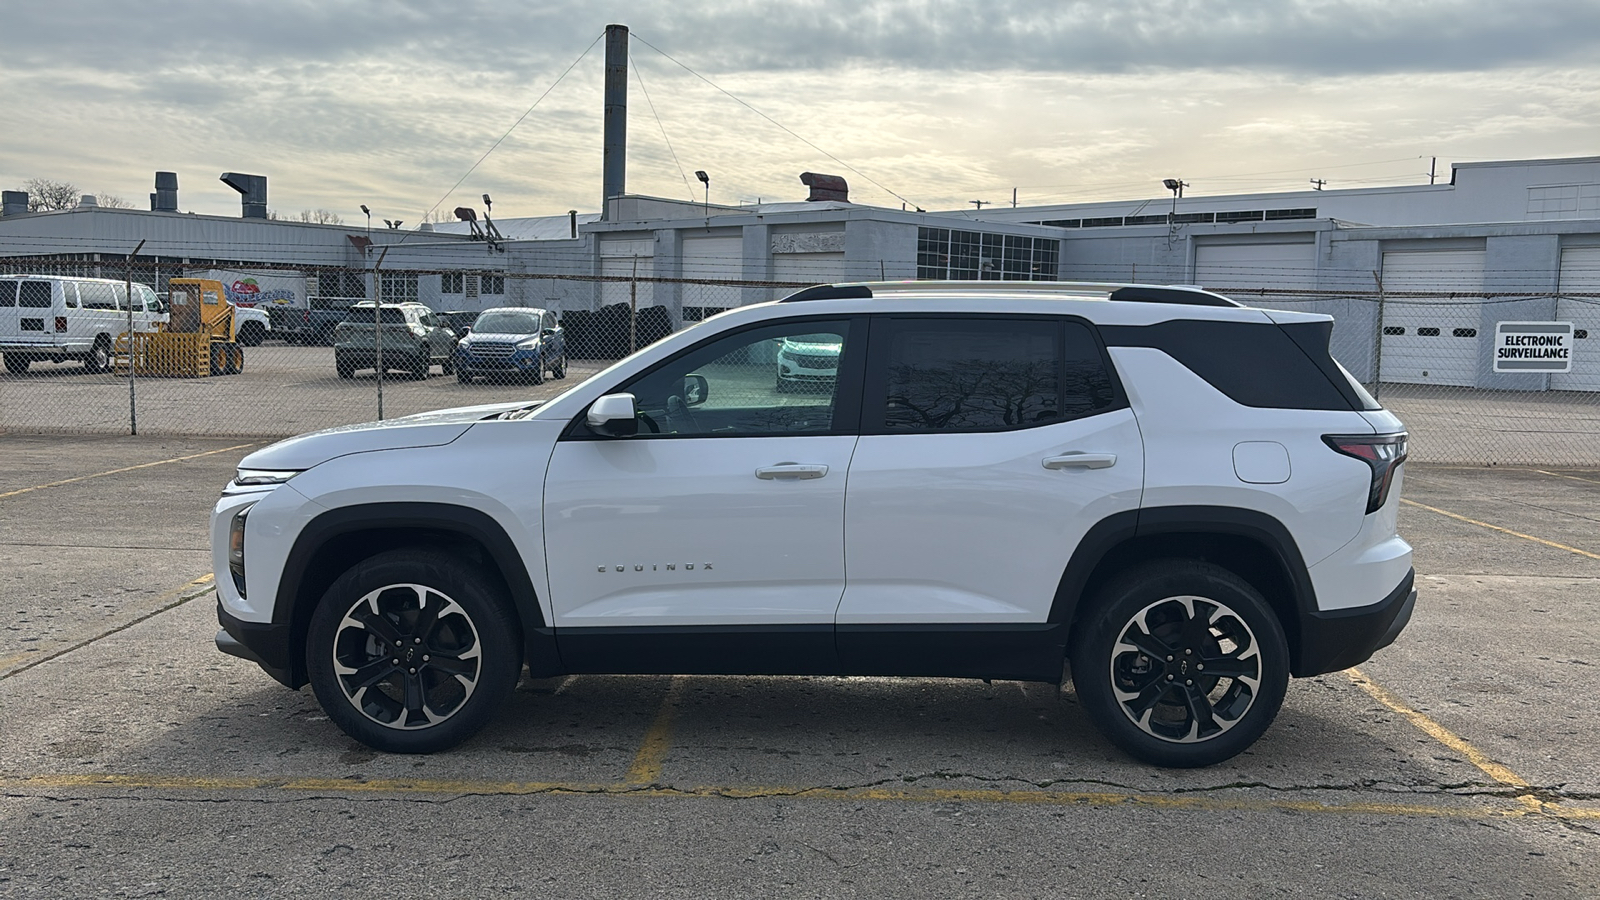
[597,562,714,573]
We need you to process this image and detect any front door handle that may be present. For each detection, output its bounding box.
[756,463,829,480]
[1042,452,1117,470]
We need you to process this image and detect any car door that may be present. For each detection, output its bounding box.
[0,280,18,345]
[835,315,1144,679]
[543,316,864,673]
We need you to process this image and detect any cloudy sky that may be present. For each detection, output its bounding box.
[3,0,1598,222]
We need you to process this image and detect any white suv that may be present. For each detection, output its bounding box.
[211,281,1415,767]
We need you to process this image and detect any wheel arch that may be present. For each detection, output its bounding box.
[275,502,555,688]
[1052,506,1318,676]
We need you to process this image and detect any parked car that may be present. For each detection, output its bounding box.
[453,306,566,385]
[270,296,359,345]
[775,332,843,392]
[435,310,480,340]
[1,275,164,374]
[332,302,458,379]
[212,280,1414,768]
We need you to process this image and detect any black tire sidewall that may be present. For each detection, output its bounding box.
[1070,560,1289,768]
[305,549,523,754]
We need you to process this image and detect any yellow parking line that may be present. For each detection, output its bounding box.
[2,772,1586,821]
[0,444,255,500]
[624,676,684,785]
[0,573,215,679]
[1532,468,1600,487]
[1400,498,1600,561]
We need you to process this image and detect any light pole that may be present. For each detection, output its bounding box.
[695,170,709,215]
[1162,179,1188,252]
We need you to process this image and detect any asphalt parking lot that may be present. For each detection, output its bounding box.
[0,437,1597,898]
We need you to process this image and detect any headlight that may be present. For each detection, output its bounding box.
[516,338,541,350]
[234,468,298,486]
[228,504,254,597]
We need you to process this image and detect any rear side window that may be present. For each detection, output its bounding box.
[19,281,52,309]
[866,317,1120,433]
[0,281,15,307]
[78,282,119,310]
[1101,320,1354,410]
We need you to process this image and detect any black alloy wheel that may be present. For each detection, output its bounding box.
[1070,559,1288,768]
[306,549,522,753]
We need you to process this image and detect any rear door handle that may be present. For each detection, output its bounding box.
[1042,452,1117,470]
[755,463,829,480]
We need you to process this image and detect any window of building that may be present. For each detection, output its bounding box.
[916,228,1059,281]
[483,274,506,295]
[379,273,418,304]
[441,273,464,294]
[318,272,366,299]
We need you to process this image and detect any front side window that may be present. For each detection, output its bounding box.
[611,319,853,437]
[867,318,1117,433]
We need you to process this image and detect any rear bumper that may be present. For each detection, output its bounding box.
[1294,568,1416,676]
[217,601,300,689]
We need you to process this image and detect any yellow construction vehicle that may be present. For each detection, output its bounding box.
[115,278,244,376]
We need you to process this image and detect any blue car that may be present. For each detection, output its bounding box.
[454,307,567,385]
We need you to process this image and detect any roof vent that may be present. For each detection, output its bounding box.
[800,172,849,203]
[151,171,179,212]
[78,195,99,208]
[0,191,26,217]
[219,172,268,219]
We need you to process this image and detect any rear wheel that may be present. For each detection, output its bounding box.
[85,336,112,374]
[1069,559,1289,768]
[411,355,430,379]
[456,368,472,384]
[3,353,28,375]
[336,356,355,379]
[305,549,522,753]
[238,322,266,347]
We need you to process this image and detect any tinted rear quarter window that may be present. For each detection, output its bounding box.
[0,282,15,307]
[868,317,1119,433]
[19,282,52,309]
[1101,320,1353,410]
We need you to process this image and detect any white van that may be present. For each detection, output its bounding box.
[0,275,166,374]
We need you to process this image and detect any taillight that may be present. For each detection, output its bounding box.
[1323,432,1408,514]
[55,316,68,332]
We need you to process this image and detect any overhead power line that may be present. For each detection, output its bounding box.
[630,33,920,211]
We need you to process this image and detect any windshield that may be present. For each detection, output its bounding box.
[472,311,540,334]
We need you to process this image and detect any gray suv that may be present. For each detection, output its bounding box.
[333,302,459,379]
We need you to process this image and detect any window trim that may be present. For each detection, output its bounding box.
[859,313,1128,437]
[561,314,870,441]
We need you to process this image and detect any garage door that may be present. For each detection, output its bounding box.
[682,235,744,312]
[1553,246,1600,391]
[1194,241,1317,304]
[1378,250,1485,387]
[772,252,847,300]
[600,239,654,310]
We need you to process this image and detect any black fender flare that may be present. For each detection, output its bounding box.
[275,502,557,682]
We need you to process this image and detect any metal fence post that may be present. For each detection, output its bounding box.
[1371,270,1386,401]
[372,247,390,420]
[126,240,145,435]
[629,255,639,354]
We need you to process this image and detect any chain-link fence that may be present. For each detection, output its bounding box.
[2,258,1598,466]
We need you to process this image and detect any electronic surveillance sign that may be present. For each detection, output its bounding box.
[1494,321,1573,373]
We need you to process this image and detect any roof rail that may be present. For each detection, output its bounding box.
[779,280,1240,307]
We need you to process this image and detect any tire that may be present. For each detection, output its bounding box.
[225,344,244,375]
[3,353,28,375]
[208,343,225,377]
[85,336,111,374]
[411,355,430,380]
[441,356,454,376]
[305,548,523,753]
[336,355,355,379]
[238,322,265,347]
[551,355,567,379]
[528,363,544,386]
[456,369,472,384]
[1069,559,1289,768]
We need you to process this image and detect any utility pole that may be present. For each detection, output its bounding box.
[1011,188,1017,209]
[970,200,989,211]
[1429,157,1437,185]
[1310,178,1327,191]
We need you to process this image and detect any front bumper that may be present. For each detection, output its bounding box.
[456,346,542,374]
[1294,568,1416,676]
[217,600,301,689]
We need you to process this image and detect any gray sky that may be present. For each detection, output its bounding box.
[3,0,1598,222]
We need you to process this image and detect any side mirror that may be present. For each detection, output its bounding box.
[682,374,709,407]
[586,393,639,437]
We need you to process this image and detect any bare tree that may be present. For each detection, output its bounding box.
[298,209,343,225]
[94,193,133,209]
[18,178,81,211]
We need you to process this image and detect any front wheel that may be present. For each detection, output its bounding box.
[3,353,29,375]
[85,336,112,374]
[305,549,523,753]
[550,355,566,379]
[1069,559,1288,768]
